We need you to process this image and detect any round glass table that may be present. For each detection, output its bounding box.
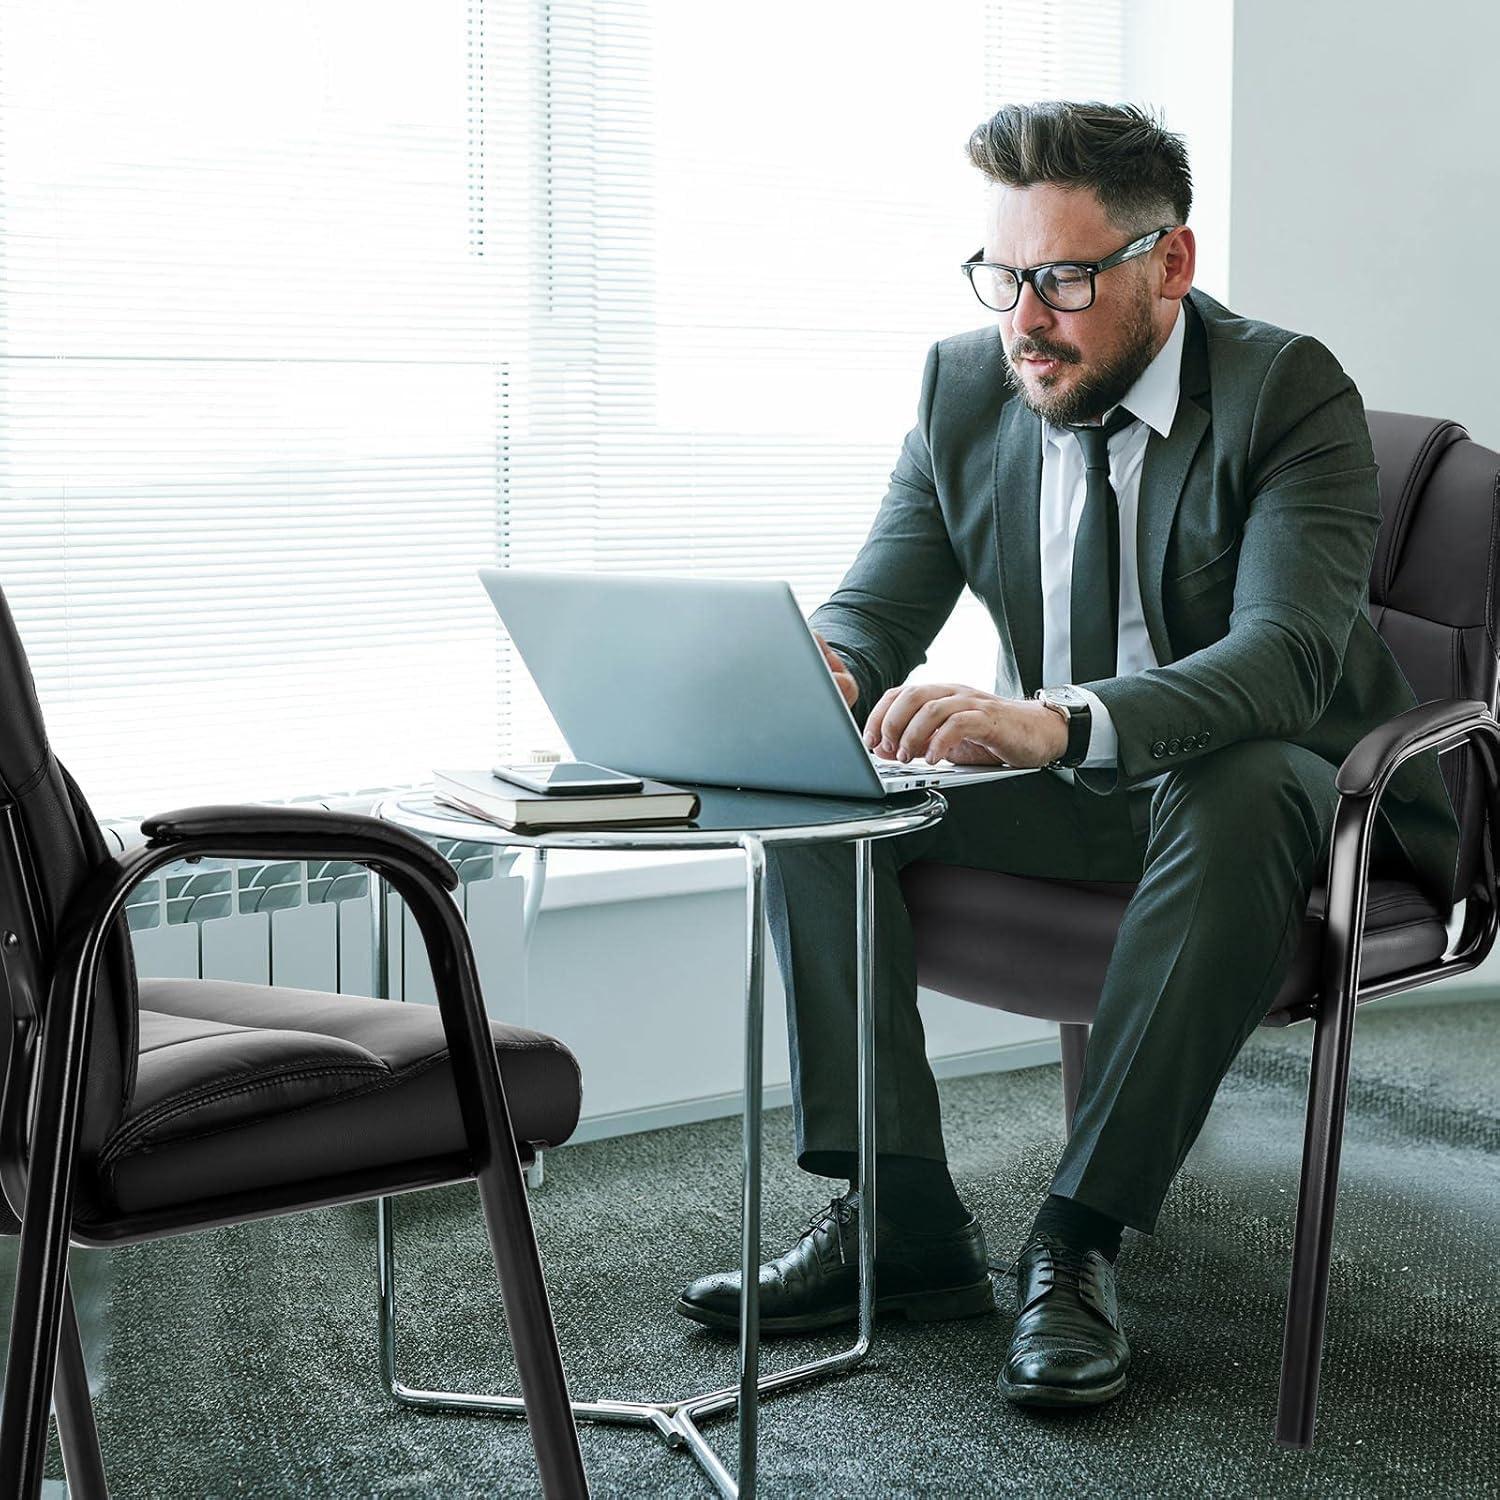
[367,783,948,1499]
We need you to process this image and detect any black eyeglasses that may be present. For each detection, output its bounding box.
[961,225,1175,312]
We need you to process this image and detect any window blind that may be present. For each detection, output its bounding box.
[0,0,1124,817]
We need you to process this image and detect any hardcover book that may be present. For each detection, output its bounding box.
[431,768,701,832]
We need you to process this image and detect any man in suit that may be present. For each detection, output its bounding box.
[675,101,1459,1408]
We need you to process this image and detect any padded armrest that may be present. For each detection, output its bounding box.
[1335,697,1490,796]
[139,804,458,892]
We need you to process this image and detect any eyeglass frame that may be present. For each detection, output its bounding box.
[961,224,1177,313]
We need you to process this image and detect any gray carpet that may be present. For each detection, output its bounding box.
[26,998,1500,1496]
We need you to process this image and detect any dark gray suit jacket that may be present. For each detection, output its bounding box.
[811,287,1460,911]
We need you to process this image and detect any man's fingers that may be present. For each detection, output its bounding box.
[815,634,856,682]
[926,709,991,763]
[809,631,858,708]
[912,702,972,762]
[812,630,844,667]
[869,684,966,754]
[862,687,902,748]
[896,695,975,760]
[870,686,932,752]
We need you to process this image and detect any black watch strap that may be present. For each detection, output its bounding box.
[1035,688,1091,768]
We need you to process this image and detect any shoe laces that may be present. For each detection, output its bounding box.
[1025,1233,1090,1294]
[796,1193,858,1264]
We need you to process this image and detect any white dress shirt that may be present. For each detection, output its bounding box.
[1030,301,1185,784]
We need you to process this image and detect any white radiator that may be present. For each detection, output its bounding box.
[107,795,527,1025]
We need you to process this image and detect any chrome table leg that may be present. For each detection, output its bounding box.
[370,833,882,1498]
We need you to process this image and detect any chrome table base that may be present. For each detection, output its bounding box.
[366,793,943,1498]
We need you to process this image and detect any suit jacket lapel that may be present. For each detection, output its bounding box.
[991,396,1043,696]
[1136,293,1212,665]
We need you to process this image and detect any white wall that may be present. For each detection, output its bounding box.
[1123,0,1235,300]
[1229,0,1500,446]
[1228,0,1500,996]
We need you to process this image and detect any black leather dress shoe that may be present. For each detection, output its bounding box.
[675,1189,996,1334]
[997,1233,1130,1407]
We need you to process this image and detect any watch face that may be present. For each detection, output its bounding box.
[1042,686,1089,710]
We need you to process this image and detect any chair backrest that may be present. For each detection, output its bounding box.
[0,585,138,1183]
[1366,411,1500,907]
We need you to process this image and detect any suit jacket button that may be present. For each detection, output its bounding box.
[1183,733,1199,750]
[1151,740,1167,758]
[1167,736,1181,754]
[1200,730,1211,745]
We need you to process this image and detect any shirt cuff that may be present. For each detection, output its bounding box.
[1074,686,1118,766]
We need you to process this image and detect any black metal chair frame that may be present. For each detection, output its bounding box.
[1046,694,1500,1450]
[1273,697,1500,1448]
[0,801,590,1498]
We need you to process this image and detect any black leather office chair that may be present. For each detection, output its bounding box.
[900,411,1500,1450]
[0,584,590,1498]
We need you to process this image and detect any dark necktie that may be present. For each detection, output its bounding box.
[1063,405,1138,684]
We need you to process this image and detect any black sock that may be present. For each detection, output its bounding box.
[847,1153,971,1232]
[1029,1192,1124,1262]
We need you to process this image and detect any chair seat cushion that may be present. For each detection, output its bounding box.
[901,864,1450,1028]
[82,977,582,1221]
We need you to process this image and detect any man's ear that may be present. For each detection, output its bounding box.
[1161,226,1195,298]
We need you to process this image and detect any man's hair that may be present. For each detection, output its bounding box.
[966,101,1191,232]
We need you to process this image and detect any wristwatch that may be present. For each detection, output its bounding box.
[1033,686,1092,768]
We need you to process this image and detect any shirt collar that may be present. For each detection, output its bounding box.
[1042,299,1185,451]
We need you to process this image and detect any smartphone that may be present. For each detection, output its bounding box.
[491,761,645,796]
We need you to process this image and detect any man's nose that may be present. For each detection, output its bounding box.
[1012,278,1056,338]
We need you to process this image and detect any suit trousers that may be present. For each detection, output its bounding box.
[765,738,1412,1234]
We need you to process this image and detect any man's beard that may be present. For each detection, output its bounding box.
[1003,292,1159,426]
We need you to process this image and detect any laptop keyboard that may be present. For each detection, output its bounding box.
[873,755,945,775]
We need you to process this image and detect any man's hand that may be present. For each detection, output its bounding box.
[812,630,860,710]
[861,682,1070,769]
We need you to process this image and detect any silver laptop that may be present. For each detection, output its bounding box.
[477,567,1030,799]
